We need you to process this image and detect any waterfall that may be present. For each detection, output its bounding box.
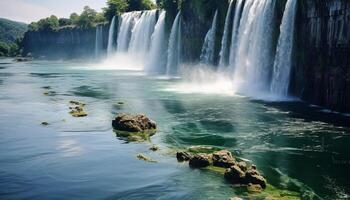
[219,1,234,67]
[95,25,103,58]
[200,10,218,65]
[231,0,276,93]
[166,11,182,76]
[146,11,167,73]
[128,10,157,59]
[271,0,298,96]
[107,16,116,56]
[116,12,140,52]
[228,0,244,67]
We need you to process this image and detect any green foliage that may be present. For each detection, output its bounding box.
[58,18,72,27]
[0,18,27,57]
[76,6,103,29]
[104,0,129,21]
[103,0,156,21]
[33,15,59,31]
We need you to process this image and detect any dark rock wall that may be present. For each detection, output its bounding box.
[291,0,350,113]
[22,25,109,59]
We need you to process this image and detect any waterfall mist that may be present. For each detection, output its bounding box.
[271,0,298,96]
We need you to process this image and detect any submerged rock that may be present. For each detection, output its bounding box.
[212,150,236,168]
[149,145,159,151]
[69,101,87,117]
[189,153,213,168]
[137,154,156,163]
[112,113,156,132]
[41,122,49,126]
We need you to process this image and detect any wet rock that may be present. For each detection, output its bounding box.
[189,153,213,168]
[149,145,159,151]
[137,154,156,163]
[224,165,246,184]
[237,161,248,172]
[176,151,193,162]
[245,169,267,189]
[15,57,31,62]
[212,150,236,168]
[112,113,156,133]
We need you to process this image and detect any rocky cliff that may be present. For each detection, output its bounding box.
[22,25,109,59]
[291,0,350,113]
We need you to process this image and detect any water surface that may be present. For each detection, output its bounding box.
[0,59,349,199]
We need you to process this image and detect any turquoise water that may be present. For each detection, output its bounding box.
[0,59,349,199]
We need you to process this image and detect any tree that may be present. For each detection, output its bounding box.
[103,0,129,21]
[76,6,100,28]
[37,15,59,31]
[70,13,79,24]
[58,18,72,27]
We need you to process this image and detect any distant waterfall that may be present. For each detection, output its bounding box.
[271,0,298,95]
[128,10,157,58]
[95,25,103,58]
[107,16,116,56]
[231,0,276,93]
[166,11,182,76]
[228,0,244,67]
[219,1,234,67]
[200,10,218,65]
[146,11,167,73]
[116,12,140,52]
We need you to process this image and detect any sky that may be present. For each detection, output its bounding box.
[0,0,107,23]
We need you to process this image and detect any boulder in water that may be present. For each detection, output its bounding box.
[189,153,213,168]
[112,113,156,142]
[176,151,193,162]
[112,113,156,132]
[212,150,236,168]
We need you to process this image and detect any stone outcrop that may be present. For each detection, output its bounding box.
[177,147,267,189]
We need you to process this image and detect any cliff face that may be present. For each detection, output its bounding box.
[291,0,350,113]
[22,25,109,59]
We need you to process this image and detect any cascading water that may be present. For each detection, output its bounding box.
[128,10,157,59]
[95,25,103,58]
[270,0,298,96]
[166,11,182,76]
[200,10,218,65]
[231,0,276,93]
[146,11,167,73]
[228,0,244,67]
[107,16,116,56]
[219,1,234,67]
[116,12,140,52]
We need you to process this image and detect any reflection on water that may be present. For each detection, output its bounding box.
[0,60,349,199]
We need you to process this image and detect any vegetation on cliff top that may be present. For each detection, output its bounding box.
[0,18,27,57]
[28,0,156,31]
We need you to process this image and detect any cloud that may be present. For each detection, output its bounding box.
[0,0,52,23]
